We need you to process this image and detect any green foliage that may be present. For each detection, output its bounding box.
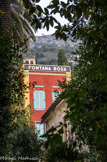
[22,0,42,30]
[0,29,42,158]
[11,0,37,42]
[45,142,83,162]
[6,125,42,160]
[0,29,25,155]
[57,49,68,65]
[60,44,107,161]
[27,0,107,161]
[1,0,107,160]
[43,126,88,162]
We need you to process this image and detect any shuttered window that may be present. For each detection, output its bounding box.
[35,122,46,138]
[34,91,45,110]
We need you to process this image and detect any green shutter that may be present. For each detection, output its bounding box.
[34,91,45,110]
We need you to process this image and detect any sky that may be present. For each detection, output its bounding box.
[35,0,68,36]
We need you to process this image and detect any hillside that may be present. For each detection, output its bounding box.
[23,35,79,65]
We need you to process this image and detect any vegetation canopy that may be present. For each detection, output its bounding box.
[33,0,107,161]
[0,0,107,161]
[0,28,42,158]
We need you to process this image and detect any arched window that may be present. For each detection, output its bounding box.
[25,60,29,64]
[30,61,33,64]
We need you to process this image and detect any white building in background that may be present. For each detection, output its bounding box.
[23,56,37,65]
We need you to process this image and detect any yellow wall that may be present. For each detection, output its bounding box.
[66,71,71,83]
[22,65,30,108]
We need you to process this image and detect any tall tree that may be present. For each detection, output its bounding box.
[30,0,107,160]
[0,0,41,41]
[0,0,11,32]
[57,49,68,65]
[11,0,37,42]
[0,0,40,156]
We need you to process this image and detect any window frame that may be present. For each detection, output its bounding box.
[35,121,46,139]
[33,90,46,110]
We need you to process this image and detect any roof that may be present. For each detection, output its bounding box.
[41,97,62,123]
[23,56,35,58]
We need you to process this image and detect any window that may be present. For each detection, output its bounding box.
[30,61,33,64]
[52,91,61,102]
[35,122,46,138]
[25,60,29,64]
[34,91,46,110]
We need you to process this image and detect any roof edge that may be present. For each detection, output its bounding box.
[41,98,62,123]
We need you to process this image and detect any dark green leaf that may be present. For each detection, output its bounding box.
[36,0,40,3]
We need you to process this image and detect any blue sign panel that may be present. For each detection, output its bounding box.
[24,65,70,72]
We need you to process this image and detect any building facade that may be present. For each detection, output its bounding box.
[41,98,88,152]
[41,99,71,143]
[23,61,71,137]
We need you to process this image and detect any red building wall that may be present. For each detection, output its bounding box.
[29,71,67,122]
[24,64,71,136]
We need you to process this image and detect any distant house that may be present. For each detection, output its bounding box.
[23,56,37,65]
[41,98,71,143]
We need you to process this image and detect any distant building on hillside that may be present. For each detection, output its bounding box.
[23,57,71,138]
[23,56,37,65]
